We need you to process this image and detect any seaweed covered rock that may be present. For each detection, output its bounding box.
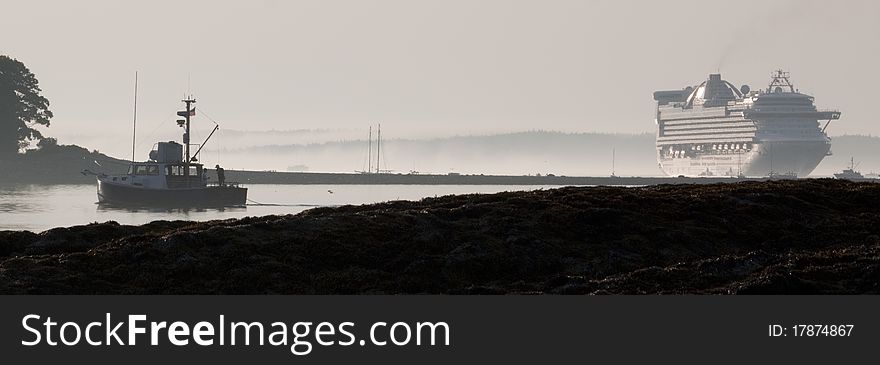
[1,179,879,294]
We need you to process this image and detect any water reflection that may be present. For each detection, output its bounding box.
[95,204,247,214]
[1,184,558,231]
[0,202,24,213]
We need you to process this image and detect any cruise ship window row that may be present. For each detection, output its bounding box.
[658,132,757,140]
[662,125,758,132]
[753,119,820,124]
[661,132,757,139]
[665,143,755,152]
[662,122,757,129]
[658,139,755,147]
[757,130,825,136]
[660,117,751,125]
[662,126,757,134]
[660,143,754,158]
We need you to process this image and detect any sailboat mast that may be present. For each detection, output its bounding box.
[368,126,372,173]
[131,72,138,163]
[612,147,615,176]
[376,123,381,174]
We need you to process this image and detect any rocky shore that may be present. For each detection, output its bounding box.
[1,179,879,294]
[0,143,127,184]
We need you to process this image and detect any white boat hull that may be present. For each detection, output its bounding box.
[658,140,830,177]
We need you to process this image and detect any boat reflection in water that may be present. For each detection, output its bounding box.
[95,203,246,215]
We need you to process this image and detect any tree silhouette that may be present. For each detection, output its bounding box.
[0,55,53,156]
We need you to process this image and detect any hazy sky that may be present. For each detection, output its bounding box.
[3,0,879,154]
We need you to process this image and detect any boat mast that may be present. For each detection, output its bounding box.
[131,71,138,163]
[376,123,381,174]
[368,126,372,173]
[182,97,196,165]
[612,147,616,177]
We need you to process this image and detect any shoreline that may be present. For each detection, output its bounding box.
[5,167,864,186]
[1,179,879,294]
[1,143,870,185]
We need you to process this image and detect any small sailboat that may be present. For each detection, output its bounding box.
[95,98,247,207]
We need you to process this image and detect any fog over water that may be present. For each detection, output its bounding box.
[52,125,880,177]
[1,0,878,178]
[2,1,878,159]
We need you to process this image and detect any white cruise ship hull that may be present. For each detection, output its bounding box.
[658,140,830,177]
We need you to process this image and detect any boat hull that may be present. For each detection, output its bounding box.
[97,179,247,207]
[658,140,830,177]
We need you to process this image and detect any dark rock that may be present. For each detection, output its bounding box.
[1,179,880,294]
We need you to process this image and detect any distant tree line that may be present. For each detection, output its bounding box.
[0,55,53,157]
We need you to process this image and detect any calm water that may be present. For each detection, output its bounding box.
[0,184,564,232]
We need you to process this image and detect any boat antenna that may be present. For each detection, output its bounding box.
[131,71,138,163]
[768,70,795,93]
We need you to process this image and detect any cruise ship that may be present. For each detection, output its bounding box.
[653,71,841,177]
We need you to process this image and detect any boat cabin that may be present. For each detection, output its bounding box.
[164,163,205,188]
[106,141,207,189]
[112,162,206,189]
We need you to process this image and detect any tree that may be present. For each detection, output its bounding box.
[0,55,53,156]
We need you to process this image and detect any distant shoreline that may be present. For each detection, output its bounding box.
[223,169,786,185]
[5,164,843,186]
[3,133,877,184]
